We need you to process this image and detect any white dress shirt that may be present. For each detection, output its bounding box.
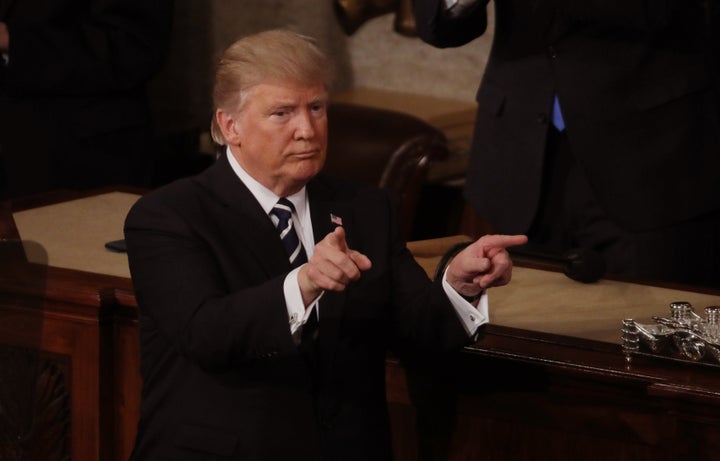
[226,148,488,338]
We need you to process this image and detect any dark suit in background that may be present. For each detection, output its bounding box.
[0,0,173,199]
[124,153,471,460]
[414,0,720,287]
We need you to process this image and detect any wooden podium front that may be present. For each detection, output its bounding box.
[2,190,720,461]
[0,191,140,461]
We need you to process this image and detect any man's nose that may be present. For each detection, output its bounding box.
[293,111,316,139]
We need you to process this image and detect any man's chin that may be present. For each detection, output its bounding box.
[296,158,324,174]
[286,162,323,186]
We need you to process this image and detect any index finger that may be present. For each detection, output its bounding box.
[329,226,349,253]
[480,234,528,251]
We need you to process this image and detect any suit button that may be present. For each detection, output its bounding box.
[548,46,557,59]
[537,113,548,124]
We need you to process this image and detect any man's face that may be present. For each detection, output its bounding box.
[224,82,328,197]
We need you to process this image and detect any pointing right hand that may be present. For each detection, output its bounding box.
[298,226,372,305]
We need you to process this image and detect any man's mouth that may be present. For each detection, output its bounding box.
[290,149,319,158]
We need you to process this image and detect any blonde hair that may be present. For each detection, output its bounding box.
[210,29,335,145]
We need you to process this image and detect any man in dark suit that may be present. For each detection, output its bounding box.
[124,29,527,460]
[0,0,173,199]
[414,0,720,287]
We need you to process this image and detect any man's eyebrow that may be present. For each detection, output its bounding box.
[309,96,328,105]
[267,101,297,111]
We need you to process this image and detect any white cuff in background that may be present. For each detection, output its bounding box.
[443,0,480,16]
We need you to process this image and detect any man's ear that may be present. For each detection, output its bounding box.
[216,109,242,145]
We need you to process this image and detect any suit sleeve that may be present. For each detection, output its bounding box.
[366,189,472,355]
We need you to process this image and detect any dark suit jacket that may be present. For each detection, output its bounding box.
[0,0,173,198]
[124,153,470,460]
[414,0,720,233]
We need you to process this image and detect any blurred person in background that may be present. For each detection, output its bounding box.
[414,0,720,288]
[0,0,173,199]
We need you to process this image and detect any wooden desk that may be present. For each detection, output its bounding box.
[395,239,720,461]
[2,192,720,461]
[0,190,140,461]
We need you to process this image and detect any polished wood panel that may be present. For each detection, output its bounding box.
[0,190,139,461]
[0,259,132,461]
[387,324,720,461]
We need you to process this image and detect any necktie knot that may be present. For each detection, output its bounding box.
[272,197,294,222]
[271,198,308,269]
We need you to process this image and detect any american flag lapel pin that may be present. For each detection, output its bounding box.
[330,213,343,226]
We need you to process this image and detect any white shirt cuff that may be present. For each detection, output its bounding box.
[284,266,321,335]
[441,267,489,337]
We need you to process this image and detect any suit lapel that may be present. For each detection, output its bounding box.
[307,177,354,366]
[308,178,355,248]
[196,163,351,369]
[195,153,290,276]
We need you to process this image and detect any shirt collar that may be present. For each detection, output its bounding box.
[225,146,308,220]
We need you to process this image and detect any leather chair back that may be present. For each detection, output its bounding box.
[325,103,449,240]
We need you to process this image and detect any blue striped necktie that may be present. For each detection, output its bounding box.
[271,198,317,342]
[271,198,308,269]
